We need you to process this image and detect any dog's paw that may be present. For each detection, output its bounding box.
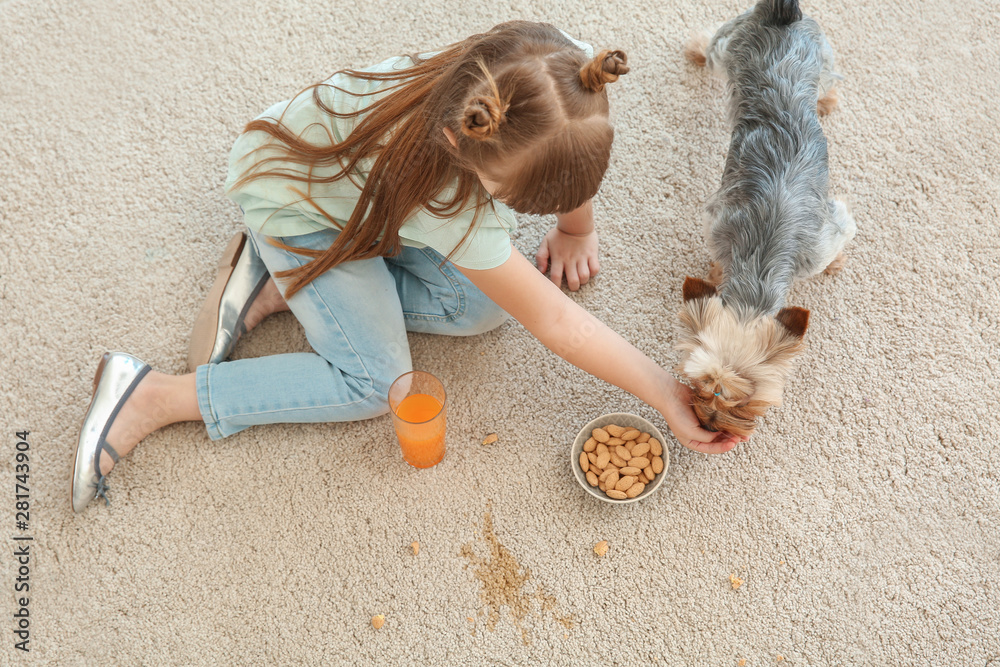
[683,30,711,67]
[823,251,846,275]
[817,87,839,116]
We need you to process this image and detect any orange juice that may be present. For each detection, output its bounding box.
[393,393,446,468]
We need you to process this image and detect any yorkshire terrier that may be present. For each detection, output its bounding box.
[676,0,856,437]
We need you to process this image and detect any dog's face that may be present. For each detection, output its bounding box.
[675,277,810,437]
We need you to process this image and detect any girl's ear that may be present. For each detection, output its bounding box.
[443,126,458,148]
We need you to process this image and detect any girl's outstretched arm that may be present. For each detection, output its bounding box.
[458,246,743,454]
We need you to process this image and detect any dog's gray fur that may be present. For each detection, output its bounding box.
[701,0,856,320]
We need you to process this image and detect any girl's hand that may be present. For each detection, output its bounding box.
[535,227,600,292]
[657,377,746,454]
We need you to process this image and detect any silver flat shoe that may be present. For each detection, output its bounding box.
[186,231,270,372]
[72,352,151,513]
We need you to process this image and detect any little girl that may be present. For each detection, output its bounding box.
[73,21,742,513]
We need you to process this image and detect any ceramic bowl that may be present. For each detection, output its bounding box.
[571,412,670,504]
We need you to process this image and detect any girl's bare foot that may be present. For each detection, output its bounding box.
[98,371,200,475]
[241,277,291,334]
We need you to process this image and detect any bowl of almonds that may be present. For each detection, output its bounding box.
[571,413,669,504]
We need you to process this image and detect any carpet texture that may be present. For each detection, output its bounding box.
[2,0,998,663]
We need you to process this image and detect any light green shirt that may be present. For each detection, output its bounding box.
[225,31,594,270]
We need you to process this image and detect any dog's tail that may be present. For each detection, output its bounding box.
[756,0,803,26]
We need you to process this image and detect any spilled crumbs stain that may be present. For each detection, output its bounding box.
[460,507,576,645]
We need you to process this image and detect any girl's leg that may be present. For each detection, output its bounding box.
[193,226,413,440]
[385,245,510,336]
[97,225,413,476]
[95,233,500,473]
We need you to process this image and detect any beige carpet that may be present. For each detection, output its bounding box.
[2,0,998,663]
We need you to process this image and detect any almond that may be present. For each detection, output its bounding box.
[643,466,655,481]
[624,441,635,452]
[648,438,662,456]
[615,445,632,461]
[637,432,651,443]
[651,456,664,474]
[592,428,610,443]
[631,442,651,458]
[587,452,599,465]
[625,481,645,498]
[599,480,607,492]
[596,452,611,469]
[596,443,609,457]
[586,471,599,487]
[607,437,625,447]
[606,489,628,500]
[605,470,619,491]
[590,464,603,475]
[619,466,642,476]
[579,452,590,471]
[629,457,650,470]
[638,472,650,484]
[621,428,641,441]
[482,433,499,445]
[610,453,628,468]
[615,476,636,491]
[371,614,385,629]
[606,424,625,438]
[598,468,614,482]
[583,437,598,453]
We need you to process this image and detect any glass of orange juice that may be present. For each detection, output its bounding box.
[388,371,447,468]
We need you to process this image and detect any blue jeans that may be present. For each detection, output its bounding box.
[194,225,510,440]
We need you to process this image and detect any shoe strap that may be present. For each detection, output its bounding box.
[95,475,112,506]
[93,364,152,478]
[101,440,120,464]
[232,272,271,340]
[93,440,121,478]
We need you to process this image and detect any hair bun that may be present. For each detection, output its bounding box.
[579,49,630,93]
[461,95,508,140]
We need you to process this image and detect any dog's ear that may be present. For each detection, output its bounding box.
[683,276,718,302]
[775,307,810,338]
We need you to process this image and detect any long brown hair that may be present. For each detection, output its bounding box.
[229,20,629,299]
